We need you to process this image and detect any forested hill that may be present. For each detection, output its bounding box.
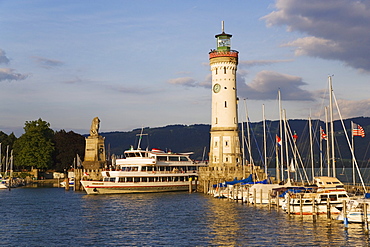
[100,117,370,166]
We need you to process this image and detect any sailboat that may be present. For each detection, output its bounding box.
[281,76,359,215]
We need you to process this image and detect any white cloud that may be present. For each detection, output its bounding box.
[0,49,10,64]
[0,68,28,82]
[335,98,370,119]
[32,56,64,69]
[167,77,197,87]
[262,0,370,71]
[238,70,314,101]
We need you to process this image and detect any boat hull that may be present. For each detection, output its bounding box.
[81,180,194,195]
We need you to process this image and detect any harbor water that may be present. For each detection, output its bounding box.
[1,187,369,246]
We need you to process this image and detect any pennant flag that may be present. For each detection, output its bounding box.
[276,135,282,146]
[293,131,298,141]
[352,122,365,137]
[320,127,327,140]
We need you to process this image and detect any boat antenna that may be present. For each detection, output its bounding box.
[136,127,148,150]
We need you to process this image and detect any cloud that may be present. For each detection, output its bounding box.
[167,77,197,87]
[0,68,28,82]
[237,70,315,101]
[262,0,370,71]
[0,49,10,64]
[239,59,293,67]
[33,56,64,69]
[335,98,370,119]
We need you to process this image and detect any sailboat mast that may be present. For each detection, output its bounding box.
[351,121,356,185]
[241,107,246,178]
[325,106,330,176]
[263,104,267,177]
[278,90,284,182]
[309,117,314,181]
[329,76,336,177]
[283,109,290,183]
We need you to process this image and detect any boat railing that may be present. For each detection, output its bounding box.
[144,171,198,175]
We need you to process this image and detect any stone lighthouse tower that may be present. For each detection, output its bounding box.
[209,22,242,172]
[198,22,244,192]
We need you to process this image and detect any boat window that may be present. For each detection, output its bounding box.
[126,177,133,182]
[157,156,167,161]
[146,166,153,171]
[338,194,348,198]
[180,156,188,161]
[142,177,147,182]
[132,167,138,171]
[329,195,337,201]
[109,178,115,182]
[134,177,140,182]
[119,178,125,182]
[170,156,179,161]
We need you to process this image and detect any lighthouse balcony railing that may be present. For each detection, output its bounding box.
[209,50,238,58]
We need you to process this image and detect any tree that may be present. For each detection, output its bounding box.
[14,118,55,169]
[53,130,85,171]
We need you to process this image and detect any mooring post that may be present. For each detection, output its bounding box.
[312,196,317,221]
[253,188,256,206]
[364,203,369,233]
[268,190,271,210]
[343,200,348,228]
[260,189,263,205]
[188,177,192,193]
[326,199,331,219]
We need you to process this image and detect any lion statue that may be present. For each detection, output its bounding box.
[90,117,100,136]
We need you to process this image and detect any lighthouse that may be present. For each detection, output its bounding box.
[209,22,242,173]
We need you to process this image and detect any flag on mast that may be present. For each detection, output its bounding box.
[352,122,365,137]
[320,126,327,140]
[292,131,298,141]
[276,135,282,146]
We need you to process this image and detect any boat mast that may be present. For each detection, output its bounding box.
[136,127,148,150]
[278,90,284,182]
[328,76,336,177]
[263,104,267,177]
[309,116,314,181]
[325,106,330,176]
[283,109,290,183]
[351,121,356,185]
[241,105,246,178]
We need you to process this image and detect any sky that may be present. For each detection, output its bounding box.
[1,0,370,137]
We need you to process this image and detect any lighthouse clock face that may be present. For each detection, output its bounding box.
[213,83,221,93]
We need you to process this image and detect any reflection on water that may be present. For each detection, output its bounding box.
[1,188,370,246]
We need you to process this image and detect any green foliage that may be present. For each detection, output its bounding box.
[53,130,85,171]
[14,118,55,169]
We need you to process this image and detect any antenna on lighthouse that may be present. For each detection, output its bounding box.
[221,21,224,33]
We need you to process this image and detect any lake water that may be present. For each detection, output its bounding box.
[1,187,369,246]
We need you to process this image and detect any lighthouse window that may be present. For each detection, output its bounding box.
[224,67,227,74]
[225,101,227,108]
[215,68,218,74]
[225,141,229,147]
[215,141,218,147]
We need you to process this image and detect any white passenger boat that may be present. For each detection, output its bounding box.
[81,147,207,195]
[281,176,350,215]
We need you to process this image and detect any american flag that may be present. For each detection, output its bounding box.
[320,126,327,140]
[352,122,365,137]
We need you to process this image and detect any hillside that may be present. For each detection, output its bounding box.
[100,117,370,167]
